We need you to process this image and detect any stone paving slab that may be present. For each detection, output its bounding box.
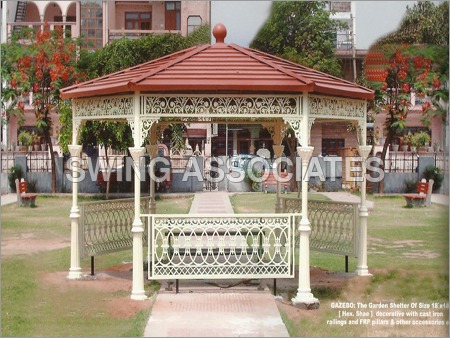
[189,191,234,214]
[143,289,289,337]
[1,193,17,206]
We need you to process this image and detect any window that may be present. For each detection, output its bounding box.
[165,1,181,30]
[330,1,351,12]
[187,16,202,34]
[322,139,345,156]
[125,12,152,30]
[80,0,103,50]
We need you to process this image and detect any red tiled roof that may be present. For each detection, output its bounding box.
[61,25,374,100]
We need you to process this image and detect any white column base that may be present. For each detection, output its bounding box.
[292,291,320,310]
[355,267,372,276]
[67,270,83,280]
[130,292,147,301]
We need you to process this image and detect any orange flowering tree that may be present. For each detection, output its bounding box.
[3,25,83,192]
[369,44,440,168]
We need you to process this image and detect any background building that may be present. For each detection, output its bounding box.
[2,1,210,49]
[1,0,210,154]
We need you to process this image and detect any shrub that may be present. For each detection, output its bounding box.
[8,165,24,192]
[27,178,38,193]
[404,178,418,193]
[422,165,443,192]
[411,131,431,147]
[18,130,32,146]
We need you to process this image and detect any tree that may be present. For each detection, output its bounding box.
[78,26,210,78]
[376,2,449,46]
[366,2,449,192]
[2,25,83,193]
[372,1,449,127]
[58,28,211,196]
[79,121,133,199]
[369,44,437,172]
[250,1,345,77]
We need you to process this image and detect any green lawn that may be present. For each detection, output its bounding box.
[2,192,448,337]
[231,192,449,336]
[1,194,193,337]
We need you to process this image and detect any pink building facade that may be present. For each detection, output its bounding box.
[1,1,210,152]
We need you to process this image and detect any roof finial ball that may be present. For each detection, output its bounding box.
[213,23,227,43]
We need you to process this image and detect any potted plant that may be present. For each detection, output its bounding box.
[413,131,431,152]
[18,131,32,152]
[402,132,413,151]
[31,132,40,151]
[391,140,399,152]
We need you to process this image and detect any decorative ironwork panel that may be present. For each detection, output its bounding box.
[73,96,134,118]
[309,95,366,120]
[143,96,298,117]
[284,118,303,144]
[146,214,297,280]
[282,198,358,256]
[79,197,150,257]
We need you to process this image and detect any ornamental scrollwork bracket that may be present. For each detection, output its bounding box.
[283,118,303,145]
[142,118,160,146]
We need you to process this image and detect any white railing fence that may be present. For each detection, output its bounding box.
[145,213,298,280]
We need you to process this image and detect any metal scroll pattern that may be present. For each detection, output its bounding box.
[73,96,134,118]
[282,198,358,256]
[146,214,296,279]
[309,95,366,119]
[143,96,298,117]
[79,197,150,257]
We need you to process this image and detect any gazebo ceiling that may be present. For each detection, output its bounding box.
[61,24,374,100]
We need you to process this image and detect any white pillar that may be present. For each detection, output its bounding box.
[232,130,238,155]
[129,146,147,300]
[67,144,83,280]
[291,146,319,308]
[147,144,158,214]
[249,127,259,154]
[273,144,285,213]
[356,145,372,276]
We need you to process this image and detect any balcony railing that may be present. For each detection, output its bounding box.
[7,21,76,39]
[108,29,181,41]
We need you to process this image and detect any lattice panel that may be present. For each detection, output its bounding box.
[143,96,298,117]
[73,96,134,118]
[80,197,150,257]
[309,95,366,120]
[147,214,296,280]
[282,198,358,256]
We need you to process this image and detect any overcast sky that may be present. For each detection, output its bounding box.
[210,1,416,49]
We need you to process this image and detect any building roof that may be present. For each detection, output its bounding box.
[61,24,374,100]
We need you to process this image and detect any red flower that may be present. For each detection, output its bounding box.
[422,101,431,112]
[433,78,442,89]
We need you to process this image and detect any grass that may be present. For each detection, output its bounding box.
[230,192,449,336]
[1,194,193,337]
[2,192,448,336]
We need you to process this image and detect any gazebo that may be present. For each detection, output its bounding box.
[60,24,374,306]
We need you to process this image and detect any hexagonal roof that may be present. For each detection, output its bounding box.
[61,24,374,100]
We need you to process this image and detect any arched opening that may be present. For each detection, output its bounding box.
[44,2,63,23]
[24,2,40,22]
